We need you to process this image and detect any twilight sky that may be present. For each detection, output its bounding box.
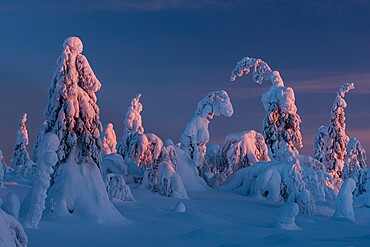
[0,0,369,162]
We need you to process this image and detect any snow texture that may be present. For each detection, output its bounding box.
[230,57,303,161]
[12,113,34,179]
[313,125,328,163]
[101,123,117,156]
[2,193,20,219]
[0,207,28,247]
[324,82,355,193]
[274,202,299,230]
[333,178,356,220]
[180,90,233,173]
[216,130,270,175]
[23,133,59,228]
[342,137,367,196]
[37,36,103,167]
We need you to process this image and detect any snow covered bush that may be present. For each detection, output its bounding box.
[23,133,59,228]
[333,178,356,220]
[221,161,318,213]
[101,153,129,179]
[33,37,124,224]
[216,130,270,175]
[324,83,354,193]
[180,90,233,174]
[0,206,28,247]
[313,126,328,163]
[230,57,303,161]
[2,193,20,219]
[274,202,299,230]
[101,123,117,156]
[148,161,188,199]
[342,137,367,196]
[12,113,34,179]
[104,174,133,201]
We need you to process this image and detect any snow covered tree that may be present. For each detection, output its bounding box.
[0,204,28,247]
[23,133,59,228]
[313,125,328,163]
[333,178,356,220]
[274,202,299,230]
[230,57,303,161]
[32,37,124,223]
[216,130,270,175]
[180,90,233,175]
[117,94,144,161]
[12,113,34,179]
[324,82,354,192]
[342,137,367,196]
[101,123,117,156]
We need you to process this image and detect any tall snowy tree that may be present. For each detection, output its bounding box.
[117,94,145,162]
[12,113,33,178]
[230,57,303,161]
[101,123,117,156]
[313,125,328,163]
[32,37,124,223]
[324,82,354,192]
[180,90,233,175]
[342,137,367,196]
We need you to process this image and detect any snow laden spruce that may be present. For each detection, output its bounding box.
[117,94,187,199]
[12,113,34,179]
[101,123,117,156]
[29,36,125,224]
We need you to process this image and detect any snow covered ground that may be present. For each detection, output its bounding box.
[2,180,370,246]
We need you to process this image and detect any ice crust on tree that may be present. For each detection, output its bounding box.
[101,123,117,156]
[324,82,354,193]
[12,113,34,179]
[32,37,125,224]
[313,126,328,163]
[216,130,270,175]
[230,57,303,161]
[23,133,59,228]
[342,137,367,196]
[0,204,28,247]
[333,178,355,220]
[180,90,233,173]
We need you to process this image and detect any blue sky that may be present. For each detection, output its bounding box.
[0,0,369,160]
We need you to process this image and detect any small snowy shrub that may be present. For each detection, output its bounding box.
[101,123,117,156]
[101,154,129,178]
[2,193,20,219]
[342,137,367,196]
[216,130,270,175]
[104,174,133,201]
[333,178,356,220]
[313,126,328,163]
[230,57,303,161]
[274,202,299,230]
[0,207,28,247]
[289,189,315,215]
[180,90,233,173]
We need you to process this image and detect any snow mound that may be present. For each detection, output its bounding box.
[333,178,355,220]
[45,157,126,225]
[173,202,186,213]
[274,202,299,230]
